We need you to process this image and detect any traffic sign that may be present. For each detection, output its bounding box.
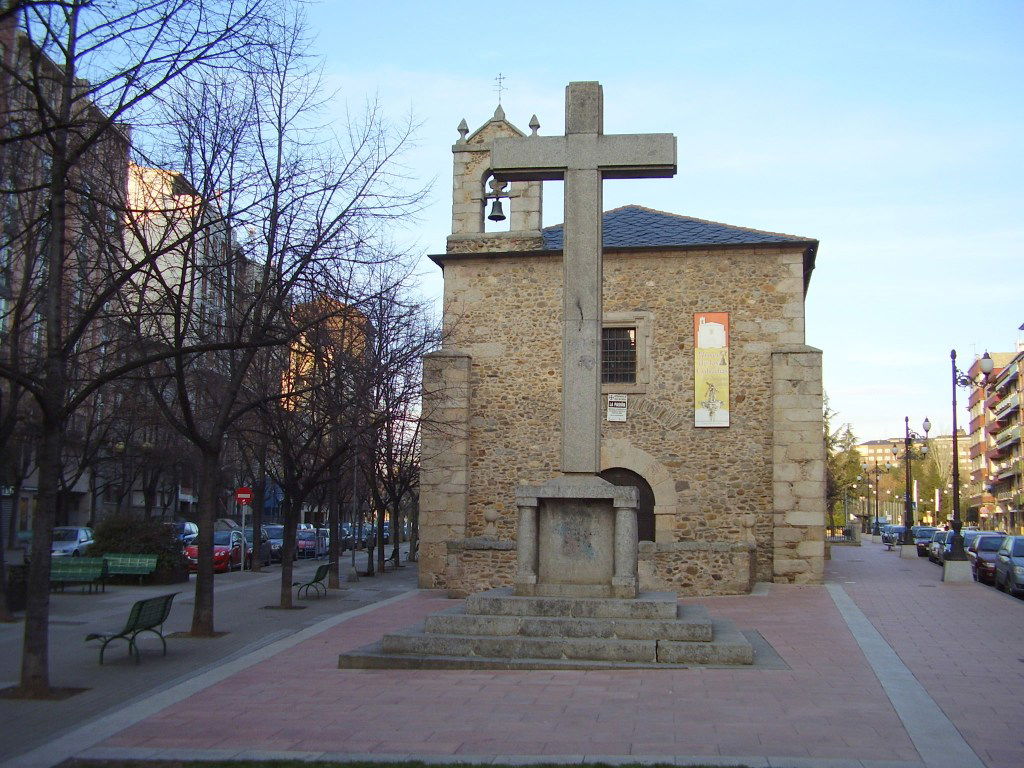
[235,486,253,505]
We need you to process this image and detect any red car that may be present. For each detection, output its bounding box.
[968,533,1005,585]
[185,530,244,573]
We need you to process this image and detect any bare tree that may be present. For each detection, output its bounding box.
[135,10,425,633]
[0,0,264,696]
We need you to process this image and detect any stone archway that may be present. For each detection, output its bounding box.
[599,467,655,542]
[601,438,676,542]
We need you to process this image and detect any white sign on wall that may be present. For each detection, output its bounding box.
[607,394,628,422]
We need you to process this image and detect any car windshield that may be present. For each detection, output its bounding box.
[977,536,1002,552]
[1013,540,1024,557]
[212,531,235,546]
[265,526,283,538]
[916,529,936,538]
[297,530,315,540]
[52,529,81,542]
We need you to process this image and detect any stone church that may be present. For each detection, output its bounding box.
[419,105,826,597]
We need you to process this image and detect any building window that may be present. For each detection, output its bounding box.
[601,310,652,395]
[602,327,636,384]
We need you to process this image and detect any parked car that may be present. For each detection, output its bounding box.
[937,529,986,565]
[50,526,94,557]
[243,527,273,568]
[968,533,1005,584]
[264,525,288,562]
[185,529,244,573]
[339,523,355,550]
[994,535,1024,597]
[927,530,947,563]
[882,524,905,546]
[166,520,199,545]
[295,528,326,559]
[913,527,938,557]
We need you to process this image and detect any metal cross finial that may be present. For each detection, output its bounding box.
[494,72,506,104]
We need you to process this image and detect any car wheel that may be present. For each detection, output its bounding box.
[72,550,80,557]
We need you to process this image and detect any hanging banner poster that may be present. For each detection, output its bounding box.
[694,312,729,427]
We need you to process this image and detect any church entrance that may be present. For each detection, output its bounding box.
[599,468,655,542]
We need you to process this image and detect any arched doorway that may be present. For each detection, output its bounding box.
[599,467,655,542]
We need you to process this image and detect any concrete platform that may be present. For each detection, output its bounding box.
[340,587,753,669]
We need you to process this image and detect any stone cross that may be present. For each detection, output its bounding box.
[491,82,676,474]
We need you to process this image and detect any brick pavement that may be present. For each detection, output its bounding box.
[21,542,1024,767]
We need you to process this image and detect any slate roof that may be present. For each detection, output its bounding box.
[541,205,815,251]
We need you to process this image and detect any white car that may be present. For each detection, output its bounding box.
[51,526,94,557]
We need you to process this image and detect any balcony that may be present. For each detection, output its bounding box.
[994,392,1020,421]
[995,424,1021,450]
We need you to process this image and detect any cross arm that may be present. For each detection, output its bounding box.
[491,133,676,182]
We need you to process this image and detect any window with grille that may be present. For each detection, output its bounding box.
[602,326,636,384]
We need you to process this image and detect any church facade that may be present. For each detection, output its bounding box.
[419,107,826,597]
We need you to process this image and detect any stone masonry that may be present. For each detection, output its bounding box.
[418,107,826,596]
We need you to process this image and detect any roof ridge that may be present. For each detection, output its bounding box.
[543,204,813,242]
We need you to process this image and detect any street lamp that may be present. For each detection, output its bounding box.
[892,416,930,547]
[948,349,994,560]
[861,459,892,536]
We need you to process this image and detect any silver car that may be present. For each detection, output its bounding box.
[51,526,94,557]
[995,535,1024,597]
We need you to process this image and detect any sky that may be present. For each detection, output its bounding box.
[307,0,1023,444]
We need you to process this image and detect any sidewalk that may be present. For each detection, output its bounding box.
[10,543,1024,768]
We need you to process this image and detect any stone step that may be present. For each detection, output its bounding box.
[381,629,659,663]
[656,621,754,665]
[465,588,678,620]
[423,604,713,642]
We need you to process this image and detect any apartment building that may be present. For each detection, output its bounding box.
[969,350,1023,533]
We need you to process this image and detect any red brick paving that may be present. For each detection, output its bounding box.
[95,544,1024,766]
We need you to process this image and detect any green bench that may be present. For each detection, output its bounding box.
[51,557,107,593]
[86,592,179,664]
[104,553,159,582]
[293,562,330,598]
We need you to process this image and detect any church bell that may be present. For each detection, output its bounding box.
[487,199,506,222]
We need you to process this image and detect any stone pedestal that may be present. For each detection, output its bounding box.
[870,534,881,544]
[515,476,638,599]
[942,559,973,583]
[899,544,917,559]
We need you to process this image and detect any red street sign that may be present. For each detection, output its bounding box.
[235,487,253,505]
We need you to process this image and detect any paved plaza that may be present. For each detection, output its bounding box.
[2,543,1022,768]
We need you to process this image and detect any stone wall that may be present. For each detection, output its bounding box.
[420,245,824,594]
[444,537,517,598]
[638,541,756,595]
[771,345,826,583]
[418,351,471,588]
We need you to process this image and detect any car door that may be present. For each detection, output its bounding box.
[995,538,1011,585]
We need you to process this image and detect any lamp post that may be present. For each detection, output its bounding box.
[861,459,892,536]
[948,350,993,560]
[892,416,930,547]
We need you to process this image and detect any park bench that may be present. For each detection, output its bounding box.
[104,553,159,582]
[293,562,330,598]
[85,592,179,664]
[50,557,107,593]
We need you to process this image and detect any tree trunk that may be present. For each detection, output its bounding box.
[250,456,265,573]
[190,449,221,636]
[377,505,385,574]
[327,492,340,589]
[19,413,61,694]
[279,497,298,608]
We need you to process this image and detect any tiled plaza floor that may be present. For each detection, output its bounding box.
[64,543,1024,767]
